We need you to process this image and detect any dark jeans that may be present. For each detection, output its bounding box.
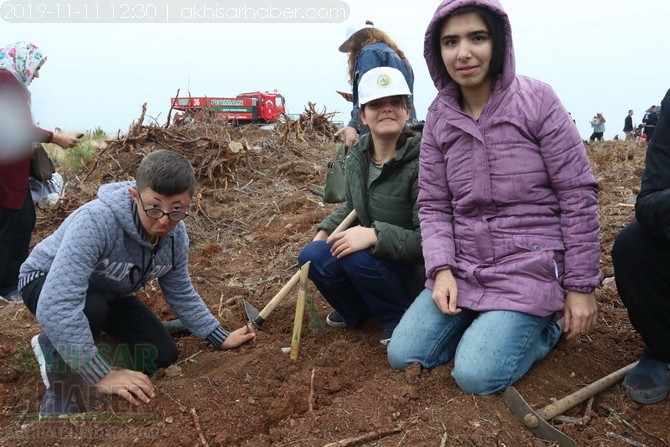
[298,240,416,331]
[589,132,604,141]
[22,275,179,373]
[612,220,670,363]
[0,190,35,295]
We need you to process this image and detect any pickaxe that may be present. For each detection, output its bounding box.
[502,361,638,446]
[244,209,358,329]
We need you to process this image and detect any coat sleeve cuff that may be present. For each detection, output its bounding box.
[206,326,230,348]
[79,352,112,385]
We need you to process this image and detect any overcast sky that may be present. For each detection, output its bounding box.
[1,0,668,140]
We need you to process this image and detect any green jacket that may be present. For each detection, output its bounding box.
[318,129,423,264]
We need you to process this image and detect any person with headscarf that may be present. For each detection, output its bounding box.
[387,0,600,395]
[334,21,417,148]
[0,41,78,301]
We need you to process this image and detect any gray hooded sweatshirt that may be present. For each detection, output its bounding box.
[20,181,228,384]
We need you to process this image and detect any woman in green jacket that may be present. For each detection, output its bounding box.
[298,67,422,345]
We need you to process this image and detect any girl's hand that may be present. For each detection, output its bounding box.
[562,291,598,340]
[327,226,376,258]
[432,269,460,315]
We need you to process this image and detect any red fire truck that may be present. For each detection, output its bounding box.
[170,91,286,124]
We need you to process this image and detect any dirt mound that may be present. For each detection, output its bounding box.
[1,115,668,447]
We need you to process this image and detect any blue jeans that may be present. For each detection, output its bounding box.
[298,240,415,331]
[387,288,562,395]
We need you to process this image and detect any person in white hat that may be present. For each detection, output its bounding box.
[299,67,423,346]
[334,21,417,148]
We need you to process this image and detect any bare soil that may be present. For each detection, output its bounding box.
[1,117,669,447]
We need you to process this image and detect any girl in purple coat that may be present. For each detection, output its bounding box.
[387,0,600,395]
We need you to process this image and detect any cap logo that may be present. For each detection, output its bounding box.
[376,74,391,88]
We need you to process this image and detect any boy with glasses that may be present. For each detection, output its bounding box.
[19,150,256,418]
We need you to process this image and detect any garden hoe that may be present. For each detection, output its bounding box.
[244,209,358,329]
[502,361,637,447]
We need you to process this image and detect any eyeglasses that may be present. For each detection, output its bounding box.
[137,195,190,222]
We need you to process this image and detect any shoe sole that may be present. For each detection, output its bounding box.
[31,335,50,389]
[326,318,347,328]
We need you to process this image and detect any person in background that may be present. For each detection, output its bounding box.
[299,67,423,346]
[334,20,417,148]
[20,150,256,418]
[0,41,78,302]
[387,0,600,395]
[589,113,606,141]
[642,105,658,143]
[623,109,634,141]
[612,88,670,405]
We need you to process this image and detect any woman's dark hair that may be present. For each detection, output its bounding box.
[433,6,506,83]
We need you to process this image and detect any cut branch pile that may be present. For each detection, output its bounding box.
[277,102,339,145]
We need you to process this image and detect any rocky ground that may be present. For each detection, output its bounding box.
[0,114,668,447]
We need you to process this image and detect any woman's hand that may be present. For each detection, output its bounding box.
[327,226,375,258]
[221,323,256,349]
[313,229,329,242]
[432,269,460,315]
[93,368,155,406]
[334,126,359,148]
[51,132,79,149]
[562,291,598,340]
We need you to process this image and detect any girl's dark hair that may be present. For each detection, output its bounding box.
[433,6,506,83]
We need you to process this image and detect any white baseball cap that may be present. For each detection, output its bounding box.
[358,67,411,106]
[338,20,374,53]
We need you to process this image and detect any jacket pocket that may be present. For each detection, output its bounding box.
[512,235,565,281]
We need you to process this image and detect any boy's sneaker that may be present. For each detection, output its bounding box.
[31,334,51,389]
[379,327,394,346]
[0,287,20,303]
[326,311,347,328]
[622,355,670,404]
[39,389,80,419]
[31,333,80,418]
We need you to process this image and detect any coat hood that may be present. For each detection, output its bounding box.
[424,0,516,95]
[97,181,151,246]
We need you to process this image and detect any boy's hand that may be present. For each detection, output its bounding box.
[94,368,155,406]
[221,323,256,349]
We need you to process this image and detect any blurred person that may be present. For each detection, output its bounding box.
[623,109,634,141]
[334,20,417,148]
[0,41,78,302]
[612,88,670,405]
[299,67,423,345]
[20,150,256,418]
[589,113,606,141]
[387,0,600,395]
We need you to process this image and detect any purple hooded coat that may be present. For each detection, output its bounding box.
[419,0,600,317]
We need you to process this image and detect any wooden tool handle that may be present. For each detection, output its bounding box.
[539,361,638,420]
[290,262,310,361]
[258,209,358,320]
